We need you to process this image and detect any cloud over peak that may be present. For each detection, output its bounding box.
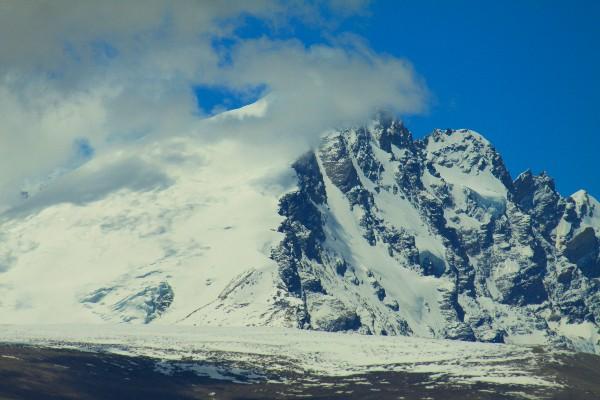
[0,0,428,211]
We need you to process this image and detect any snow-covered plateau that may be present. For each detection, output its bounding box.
[0,324,565,387]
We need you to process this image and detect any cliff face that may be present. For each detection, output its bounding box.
[271,116,600,351]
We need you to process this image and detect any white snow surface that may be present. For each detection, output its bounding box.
[571,190,600,234]
[555,189,600,248]
[0,136,293,326]
[0,324,562,388]
[1,110,599,363]
[424,129,508,199]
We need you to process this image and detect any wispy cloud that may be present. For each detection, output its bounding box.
[0,0,428,211]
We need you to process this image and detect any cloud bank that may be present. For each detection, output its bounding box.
[0,0,428,211]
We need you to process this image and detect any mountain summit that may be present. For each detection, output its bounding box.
[1,115,599,353]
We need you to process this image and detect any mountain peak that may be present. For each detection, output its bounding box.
[422,128,513,193]
[572,189,590,202]
[367,114,413,152]
[1,117,599,354]
[427,128,491,146]
[513,169,557,198]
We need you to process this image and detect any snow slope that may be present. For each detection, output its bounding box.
[0,137,293,326]
[0,109,599,355]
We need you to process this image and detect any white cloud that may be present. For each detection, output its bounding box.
[7,155,173,217]
[0,0,428,212]
[202,37,427,142]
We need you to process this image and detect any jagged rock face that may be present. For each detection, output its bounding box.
[513,170,564,240]
[271,116,600,351]
[564,227,599,276]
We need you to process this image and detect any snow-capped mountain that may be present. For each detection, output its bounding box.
[1,113,599,353]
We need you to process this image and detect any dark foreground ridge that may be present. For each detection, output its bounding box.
[2,344,600,400]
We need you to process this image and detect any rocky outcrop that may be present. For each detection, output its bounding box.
[269,115,600,352]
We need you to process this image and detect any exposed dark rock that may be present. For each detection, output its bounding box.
[113,282,174,324]
[564,227,599,278]
[268,114,600,348]
[319,134,360,193]
[292,152,327,205]
[513,170,564,239]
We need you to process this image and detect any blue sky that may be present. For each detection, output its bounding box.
[205,0,599,197]
[368,0,600,197]
[1,1,598,208]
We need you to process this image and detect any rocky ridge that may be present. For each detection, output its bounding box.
[270,115,600,351]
